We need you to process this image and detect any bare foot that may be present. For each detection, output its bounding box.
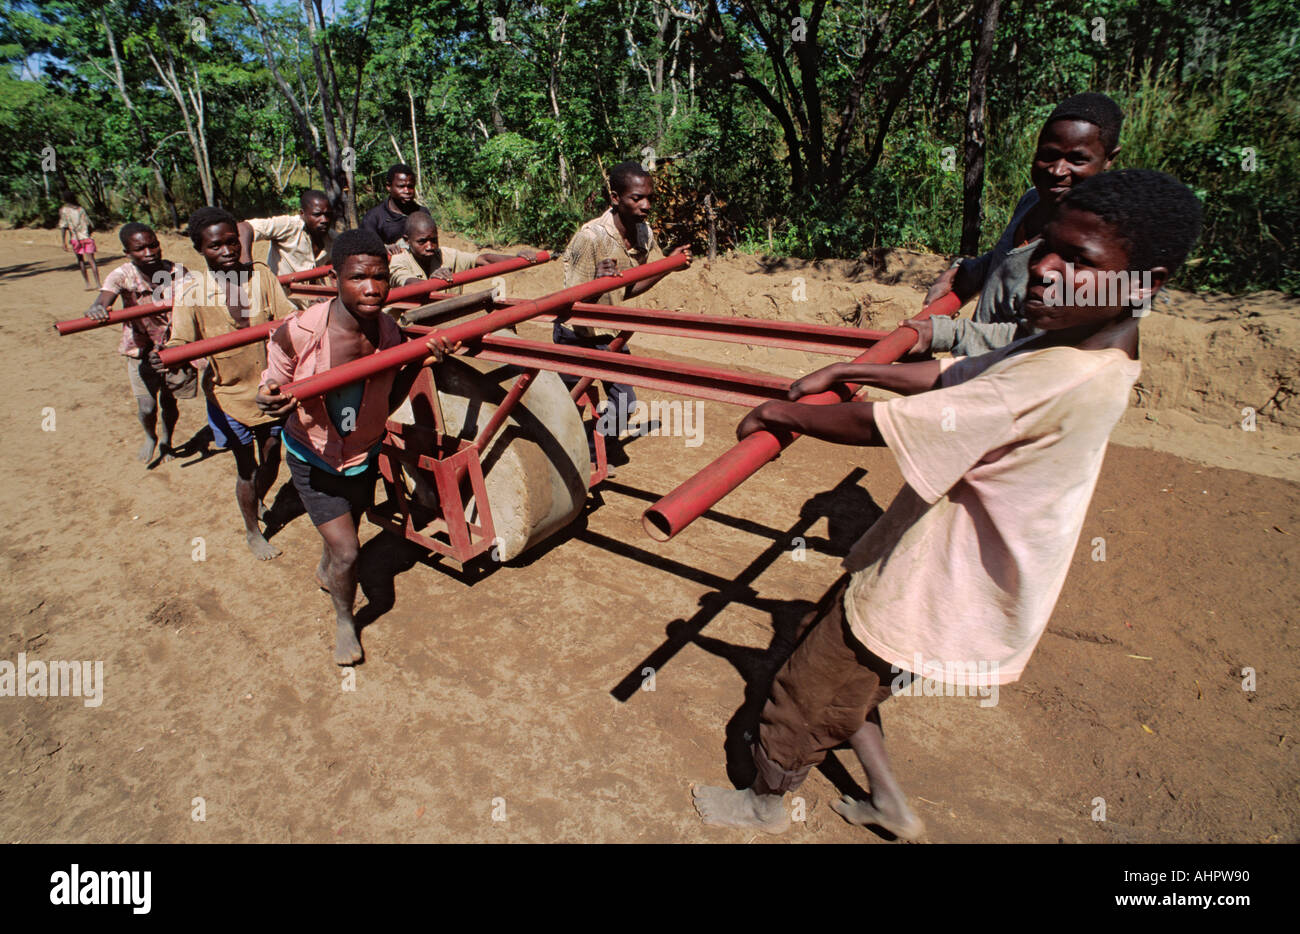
[334,620,362,666]
[138,439,157,463]
[692,785,790,834]
[830,794,925,840]
[245,530,281,560]
[258,500,269,520]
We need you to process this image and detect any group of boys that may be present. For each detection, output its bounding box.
[76,97,1204,839]
[82,161,680,665]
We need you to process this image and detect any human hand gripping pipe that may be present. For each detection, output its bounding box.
[281,252,690,402]
[153,252,551,368]
[53,263,334,336]
[641,290,963,542]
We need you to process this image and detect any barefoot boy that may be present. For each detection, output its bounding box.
[913,92,1124,357]
[87,222,197,464]
[236,190,335,306]
[256,229,450,665]
[155,207,295,560]
[389,212,539,296]
[693,170,1202,838]
[557,160,690,449]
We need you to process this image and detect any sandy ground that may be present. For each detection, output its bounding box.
[0,227,1295,843]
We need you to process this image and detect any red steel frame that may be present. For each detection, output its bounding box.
[69,246,957,564]
[53,263,335,335]
[351,275,945,564]
[153,253,550,368]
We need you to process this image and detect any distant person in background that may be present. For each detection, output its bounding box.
[389,212,538,295]
[912,92,1124,357]
[556,160,690,461]
[86,222,198,465]
[58,190,101,291]
[236,190,335,306]
[360,164,430,251]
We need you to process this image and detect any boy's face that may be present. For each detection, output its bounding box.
[388,173,416,206]
[408,224,440,261]
[301,197,335,236]
[1031,120,1117,204]
[613,177,653,223]
[198,223,243,271]
[334,253,390,318]
[1023,205,1166,330]
[124,232,164,273]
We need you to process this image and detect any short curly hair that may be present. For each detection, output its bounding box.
[1044,92,1124,152]
[119,222,154,248]
[330,228,388,270]
[186,206,238,249]
[609,160,651,195]
[1063,169,1203,272]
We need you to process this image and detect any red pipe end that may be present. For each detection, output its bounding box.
[642,510,673,542]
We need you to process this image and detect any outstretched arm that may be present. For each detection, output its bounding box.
[624,244,691,299]
[737,399,884,447]
[787,359,944,401]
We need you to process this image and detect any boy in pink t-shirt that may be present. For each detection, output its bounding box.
[693,170,1204,839]
[257,229,452,667]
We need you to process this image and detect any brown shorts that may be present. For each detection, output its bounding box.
[753,576,911,793]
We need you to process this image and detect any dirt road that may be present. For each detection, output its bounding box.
[0,229,1294,842]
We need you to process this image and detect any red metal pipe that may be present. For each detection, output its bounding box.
[569,331,631,401]
[385,252,549,304]
[641,291,963,541]
[54,253,548,336]
[154,254,551,368]
[284,253,689,402]
[279,263,333,284]
[56,265,325,335]
[535,304,888,356]
[155,319,287,368]
[468,334,792,408]
[471,369,539,453]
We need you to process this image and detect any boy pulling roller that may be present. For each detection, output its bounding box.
[154,207,295,560]
[87,223,197,464]
[692,170,1202,838]
[257,230,453,666]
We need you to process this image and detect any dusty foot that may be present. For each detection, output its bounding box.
[334,620,363,666]
[692,785,790,834]
[245,530,281,560]
[138,439,157,462]
[258,501,269,520]
[830,794,925,840]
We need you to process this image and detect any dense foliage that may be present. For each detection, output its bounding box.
[1,0,1295,291]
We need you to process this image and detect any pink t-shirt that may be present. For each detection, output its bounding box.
[844,339,1141,686]
[261,300,404,471]
[101,261,178,357]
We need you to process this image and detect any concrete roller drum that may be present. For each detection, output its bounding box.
[389,357,590,562]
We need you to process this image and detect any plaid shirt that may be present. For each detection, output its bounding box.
[561,209,661,337]
[101,261,191,358]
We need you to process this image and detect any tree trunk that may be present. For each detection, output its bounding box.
[95,10,181,226]
[960,0,1000,255]
[407,83,423,201]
